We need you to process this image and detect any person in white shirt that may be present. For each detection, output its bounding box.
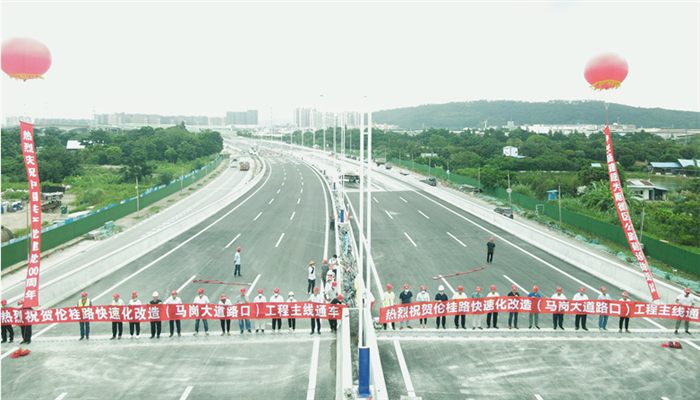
[572,287,589,331]
[486,285,500,329]
[551,286,567,330]
[128,291,141,338]
[416,286,430,328]
[111,293,125,340]
[287,291,297,332]
[253,289,267,333]
[325,281,339,303]
[619,291,631,333]
[193,288,210,336]
[219,294,232,335]
[329,254,339,276]
[236,288,251,334]
[234,247,242,276]
[471,286,485,330]
[164,290,183,337]
[269,288,285,332]
[675,288,696,335]
[597,286,612,331]
[309,287,324,335]
[307,261,316,295]
[382,284,396,330]
[453,285,468,329]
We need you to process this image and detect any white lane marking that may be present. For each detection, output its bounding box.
[297,198,301,204]
[277,189,281,194]
[378,336,688,342]
[440,276,456,295]
[290,211,296,220]
[254,212,263,221]
[282,182,285,186]
[307,336,321,400]
[385,210,394,220]
[682,340,700,352]
[177,275,197,294]
[275,233,285,247]
[644,317,667,330]
[373,197,379,203]
[446,232,466,247]
[535,395,544,400]
[394,339,416,398]
[418,210,429,219]
[302,182,304,185]
[179,386,194,400]
[55,393,68,400]
[404,232,417,247]
[503,275,528,293]
[661,398,670,400]
[269,198,275,204]
[248,274,262,295]
[225,233,241,249]
[301,189,303,193]
[399,196,408,203]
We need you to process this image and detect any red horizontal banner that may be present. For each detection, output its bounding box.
[379,298,699,324]
[1,302,345,326]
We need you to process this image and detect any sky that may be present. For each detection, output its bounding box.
[2,1,699,124]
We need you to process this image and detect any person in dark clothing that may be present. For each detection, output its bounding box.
[1,299,14,343]
[507,286,520,329]
[329,295,343,331]
[486,238,496,263]
[16,300,32,345]
[149,292,163,339]
[435,286,448,329]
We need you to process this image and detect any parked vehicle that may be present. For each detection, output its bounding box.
[421,177,437,186]
[494,207,513,219]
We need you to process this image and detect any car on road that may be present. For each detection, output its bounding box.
[384,163,392,170]
[494,207,513,219]
[400,169,409,176]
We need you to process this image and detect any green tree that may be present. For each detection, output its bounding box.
[105,146,123,165]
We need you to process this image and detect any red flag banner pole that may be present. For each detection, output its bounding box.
[19,121,42,308]
[603,125,660,302]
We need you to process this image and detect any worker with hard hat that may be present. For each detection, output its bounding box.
[219,294,232,336]
[234,247,242,276]
[193,288,210,336]
[269,288,284,332]
[675,288,695,335]
[111,293,125,340]
[619,291,631,333]
[128,291,141,338]
[435,285,448,329]
[164,290,183,337]
[486,285,500,329]
[1,299,14,343]
[325,280,339,303]
[287,291,297,332]
[382,284,396,330]
[572,287,589,331]
[399,284,414,330]
[253,288,267,333]
[150,292,163,339]
[486,237,496,263]
[307,261,317,295]
[528,286,541,330]
[416,286,430,329]
[17,300,33,345]
[551,286,566,330]
[453,285,468,329]
[329,294,343,332]
[77,291,92,340]
[321,259,330,284]
[507,285,521,329]
[236,288,251,334]
[470,286,484,330]
[309,286,324,335]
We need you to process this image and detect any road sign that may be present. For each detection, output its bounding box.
[506,188,512,193]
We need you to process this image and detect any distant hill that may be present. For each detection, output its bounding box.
[372,100,700,130]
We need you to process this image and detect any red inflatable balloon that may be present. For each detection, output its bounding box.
[1,37,52,81]
[584,53,628,91]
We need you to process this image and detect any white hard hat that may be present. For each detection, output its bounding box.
[152,291,159,297]
[288,291,294,296]
[438,285,445,291]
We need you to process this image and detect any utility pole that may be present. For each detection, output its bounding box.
[136,177,140,216]
[558,183,562,228]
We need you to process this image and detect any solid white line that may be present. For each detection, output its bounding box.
[307,336,321,400]
[446,232,466,247]
[269,198,274,204]
[297,198,301,204]
[275,233,285,247]
[254,212,263,221]
[404,232,417,247]
[55,393,68,400]
[440,276,456,295]
[177,275,196,294]
[535,395,544,400]
[277,189,281,194]
[393,338,416,398]
[385,210,394,220]
[503,275,528,293]
[291,211,296,220]
[399,196,408,203]
[373,197,379,203]
[225,233,241,249]
[418,210,429,219]
[379,336,687,342]
[644,317,667,330]
[179,386,194,400]
[682,340,700,352]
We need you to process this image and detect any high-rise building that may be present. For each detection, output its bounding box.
[246,110,258,125]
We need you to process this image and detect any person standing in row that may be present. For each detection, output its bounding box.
[453,285,468,329]
[528,286,541,330]
[77,291,92,340]
[674,288,695,335]
[149,292,163,339]
[329,294,343,332]
[17,300,32,345]
[573,287,589,331]
[508,285,520,329]
[382,284,396,330]
[164,290,182,337]
[237,288,251,334]
[552,287,566,330]
[619,292,631,333]
[234,247,242,277]
[128,291,141,338]
[270,288,284,332]
[110,293,124,340]
[253,289,266,333]
[193,288,209,336]
[435,285,448,329]
[325,280,338,303]
[287,291,297,332]
[321,260,330,284]
[598,286,611,331]
[219,294,232,336]
[471,286,484,330]
[307,261,316,295]
[416,286,430,328]
[1,299,14,343]
[486,285,499,329]
[309,287,324,335]
[399,285,413,330]
[486,238,496,263]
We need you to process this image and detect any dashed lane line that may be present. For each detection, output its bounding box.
[291,212,296,220]
[399,196,408,203]
[404,232,417,247]
[503,275,528,293]
[446,232,466,247]
[269,198,275,204]
[418,210,429,219]
[254,212,263,221]
[179,386,194,400]
[225,233,241,249]
[298,198,301,204]
[385,211,394,220]
[55,393,68,400]
[275,233,285,247]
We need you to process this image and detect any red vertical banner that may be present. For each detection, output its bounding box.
[603,125,660,302]
[20,121,42,308]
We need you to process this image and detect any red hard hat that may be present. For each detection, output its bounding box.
[511,285,517,290]
[685,288,692,294]
[132,291,138,297]
[556,286,562,291]
[457,285,464,291]
[338,294,344,301]
[476,286,482,291]
[580,287,585,292]
[490,285,496,290]
[240,288,246,293]
[332,282,337,287]
[237,247,241,251]
[532,286,539,291]
[220,294,226,299]
[198,288,204,294]
[258,289,263,294]
[490,237,494,241]
[420,285,426,291]
[274,288,280,293]
[600,286,607,291]
[387,284,392,290]
[1,299,6,306]
[323,260,327,263]
[313,287,319,292]
[17,300,24,306]
[171,290,177,295]
[81,291,88,297]
[113,293,120,298]
[404,284,409,290]
[622,292,629,297]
